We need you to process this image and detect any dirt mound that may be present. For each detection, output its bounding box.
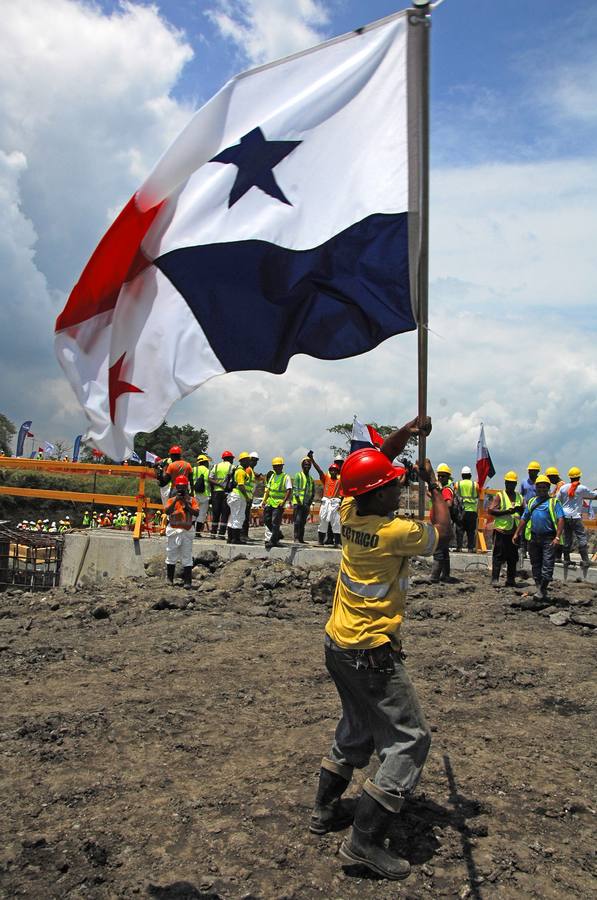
[0,557,595,898]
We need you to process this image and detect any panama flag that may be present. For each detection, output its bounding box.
[350,417,384,453]
[476,424,496,489]
[55,9,423,459]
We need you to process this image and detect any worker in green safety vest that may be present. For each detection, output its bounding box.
[487,471,523,587]
[293,455,316,543]
[191,453,211,536]
[454,466,480,553]
[209,450,235,538]
[262,457,292,549]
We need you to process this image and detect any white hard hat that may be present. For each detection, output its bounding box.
[334,454,344,462]
[249,450,259,459]
[461,465,472,475]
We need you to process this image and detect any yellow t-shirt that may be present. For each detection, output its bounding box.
[232,467,247,495]
[325,498,438,650]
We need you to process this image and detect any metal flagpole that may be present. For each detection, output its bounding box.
[411,0,432,519]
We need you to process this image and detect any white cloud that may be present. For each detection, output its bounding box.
[0,0,193,440]
[206,0,330,66]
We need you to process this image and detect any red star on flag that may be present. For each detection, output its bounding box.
[109,353,143,423]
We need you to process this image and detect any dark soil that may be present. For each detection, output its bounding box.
[1,552,596,899]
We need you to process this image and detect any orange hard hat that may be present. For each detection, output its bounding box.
[340,449,405,497]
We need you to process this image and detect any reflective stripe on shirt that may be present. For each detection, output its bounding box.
[423,523,437,555]
[340,570,391,600]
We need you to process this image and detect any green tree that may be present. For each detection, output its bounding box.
[134,421,209,461]
[327,422,417,463]
[0,414,16,455]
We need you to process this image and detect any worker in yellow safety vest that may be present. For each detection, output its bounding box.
[209,450,235,538]
[191,453,211,536]
[487,471,523,587]
[262,457,292,549]
[293,455,316,543]
[453,466,479,553]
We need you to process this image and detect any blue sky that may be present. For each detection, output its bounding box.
[0,0,595,483]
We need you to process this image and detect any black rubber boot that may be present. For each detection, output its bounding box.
[339,791,410,880]
[430,561,442,583]
[440,558,451,582]
[318,533,325,546]
[166,564,175,585]
[334,533,342,548]
[533,579,548,601]
[182,566,192,589]
[309,768,354,835]
[195,522,204,537]
[226,527,234,543]
[491,561,501,587]
[580,547,590,579]
[210,524,218,536]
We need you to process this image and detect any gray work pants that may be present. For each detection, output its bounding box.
[324,637,431,804]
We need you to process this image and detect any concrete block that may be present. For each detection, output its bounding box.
[60,532,90,587]
[62,532,145,585]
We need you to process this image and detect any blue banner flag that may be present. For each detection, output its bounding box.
[72,434,82,462]
[16,420,33,457]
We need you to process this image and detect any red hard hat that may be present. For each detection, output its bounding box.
[340,449,406,497]
[174,475,189,486]
[169,445,182,456]
[221,450,234,459]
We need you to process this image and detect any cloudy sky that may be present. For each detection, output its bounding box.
[1,0,596,483]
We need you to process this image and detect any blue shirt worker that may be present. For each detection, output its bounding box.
[514,474,564,601]
[520,460,541,504]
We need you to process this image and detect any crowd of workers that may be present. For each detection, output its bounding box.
[15,517,72,533]
[434,460,596,602]
[154,446,595,601]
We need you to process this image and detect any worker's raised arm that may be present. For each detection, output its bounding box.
[308,451,325,480]
[381,416,432,462]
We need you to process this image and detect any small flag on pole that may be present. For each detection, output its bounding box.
[350,417,384,454]
[145,451,160,465]
[476,424,495,489]
[55,10,422,460]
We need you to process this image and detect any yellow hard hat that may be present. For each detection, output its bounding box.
[196,453,210,462]
[301,456,312,464]
[568,466,582,479]
[238,451,250,461]
[534,474,550,486]
[527,460,541,471]
[437,463,452,475]
[504,471,518,482]
[271,456,284,466]
[545,466,559,477]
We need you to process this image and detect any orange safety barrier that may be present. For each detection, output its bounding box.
[0,457,161,540]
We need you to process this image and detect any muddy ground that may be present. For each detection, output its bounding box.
[0,549,596,900]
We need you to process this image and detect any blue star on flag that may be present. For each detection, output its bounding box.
[210,127,302,208]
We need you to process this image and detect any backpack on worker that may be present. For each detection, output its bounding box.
[450,488,465,526]
[222,464,238,493]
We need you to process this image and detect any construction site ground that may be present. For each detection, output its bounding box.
[1,546,596,900]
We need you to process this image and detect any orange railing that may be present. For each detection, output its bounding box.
[0,457,161,539]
